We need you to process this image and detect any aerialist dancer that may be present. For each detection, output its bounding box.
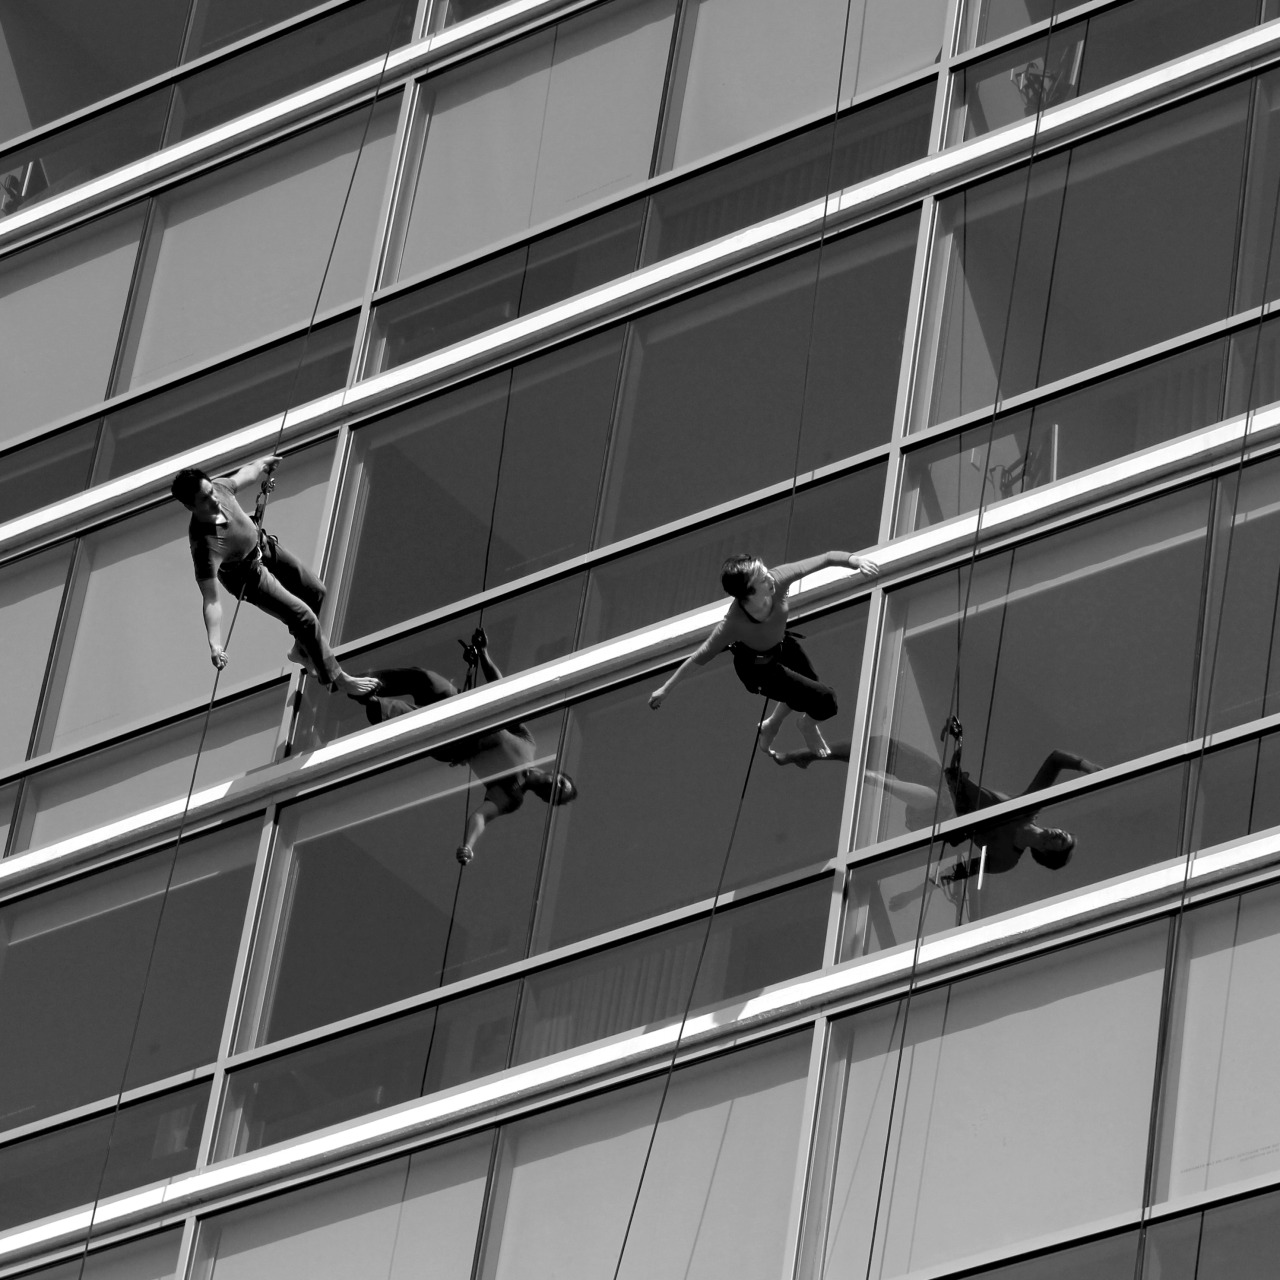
[648,551,879,757]
[171,457,377,696]
[866,718,1101,891]
[352,628,577,865]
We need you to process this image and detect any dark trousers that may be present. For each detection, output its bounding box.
[220,535,340,684]
[732,633,838,721]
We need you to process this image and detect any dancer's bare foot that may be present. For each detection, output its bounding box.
[758,714,784,755]
[336,672,381,697]
[770,747,818,768]
[286,641,320,679]
[798,716,830,758]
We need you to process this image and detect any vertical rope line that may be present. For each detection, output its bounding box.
[608,7,867,1274]
[61,8,411,1275]
[853,30,1054,1279]
[1131,69,1280,1276]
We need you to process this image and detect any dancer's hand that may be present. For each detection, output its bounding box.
[648,686,668,710]
[210,646,229,670]
[848,555,879,578]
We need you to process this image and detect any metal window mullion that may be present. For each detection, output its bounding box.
[779,1018,830,1280]
[348,79,420,382]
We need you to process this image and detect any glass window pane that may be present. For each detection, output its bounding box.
[859,483,1211,846]
[25,1229,182,1280]
[0,206,143,444]
[899,331,1231,534]
[397,0,674,282]
[1201,454,1280,732]
[0,543,71,771]
[220,987,515,1156]
[534,601,867,952]
[184,0,345,60]
[839,0,948,103]
[0,89,170,218]
[816,924,1166,1277]
[11,684,283,856]
[0,781,16,857]
[664,0,847,171]
[196,1136,492,1280]
[960,0,1058,52]
[0,2,187,141]
[1154,880,1280,1205]
[259,710,564,1041]
[0,822,256,1131]
[0,1083,208,1232]
[597,256,819,543]
[1188,1189,1280,1280]
[122,103,395,390]
[482,1033,809,1280]
[0,421,98,527]
[95,314,356,483]
[46,440,332,754]
[930,1231,1140,1280]
[1193,727,1280,851]
[335,331,620,642]
[169,0,414,143]
[513,880,830,1065]
[923,82,1252,426]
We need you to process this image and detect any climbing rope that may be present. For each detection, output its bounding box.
[67,4,411,1273]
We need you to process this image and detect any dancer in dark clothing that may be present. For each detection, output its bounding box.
[171,457,376,696]
[353,630,576,864]
[648,551,878,757]
[865,719,1101,885]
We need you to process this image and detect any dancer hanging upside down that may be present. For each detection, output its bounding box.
[648,551,878,757]
[352,628,577,865]
[867,719,1102,887]
[171,457,377,697]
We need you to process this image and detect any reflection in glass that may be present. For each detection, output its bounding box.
[0,823,255,1132]
[845,764,1186,955]
[959,0,1058,53]
[10,684,283,856]
[950,0,1265,145]
[811,925,1165,1278]
[0,542,71,772]
[195,1135,493,1280]
[0,1083,208,1232]
[258,709,565,1042]
[862,484,1210,847]
[0,205,144,445]
[1155,882,1280,1205]
[484,1034,809,1280]
[921,76,1267,427]
[397,0,675,282]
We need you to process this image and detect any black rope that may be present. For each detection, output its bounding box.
[1130,69,1280,1277]
[853,37,1055,1280]
[66,6,409,1271]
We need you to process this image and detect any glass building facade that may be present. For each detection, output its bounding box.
[3,0,1280,1275]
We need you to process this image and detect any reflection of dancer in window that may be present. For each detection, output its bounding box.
[352,629,577,865]
[648,552,878,757]
[868,718,1101,885]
